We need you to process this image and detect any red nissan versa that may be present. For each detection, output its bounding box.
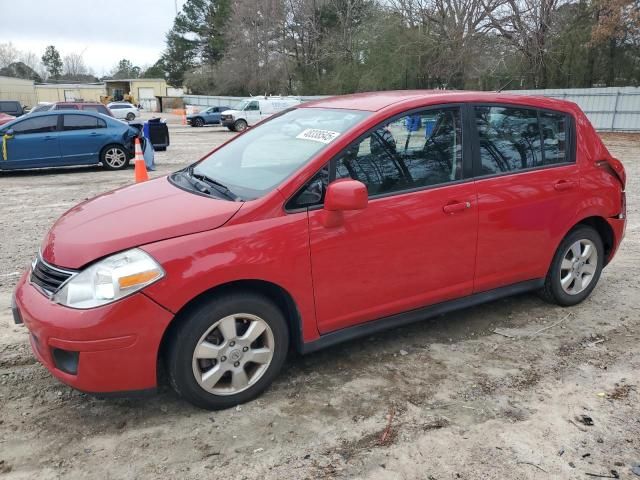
[13,91,626,410]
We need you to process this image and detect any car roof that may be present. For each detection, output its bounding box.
[54,101,103,105]
[300,90,577,113]
[27,109,102,116]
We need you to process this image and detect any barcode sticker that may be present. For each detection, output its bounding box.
[296,129,341,144]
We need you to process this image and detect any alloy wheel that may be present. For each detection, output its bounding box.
[191,313,275,396]
[559,239,598,295]
[104,148,127,168]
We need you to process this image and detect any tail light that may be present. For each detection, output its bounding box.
[595,157,626,189]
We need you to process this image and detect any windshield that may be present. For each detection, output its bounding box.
[234,100,253,111]
[190,108,369,200]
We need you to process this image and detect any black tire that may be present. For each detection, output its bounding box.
[167,292,289,410]
[100,144,130,170]
[538,226,604,306]
[233,119,248,132]
[193,117,204,127]
[126,112,136,121]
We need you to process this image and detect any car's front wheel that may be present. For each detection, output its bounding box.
[167,292,289,410]
[233,119,248,132]
[126,112,136,121]
[539,226,604,306]
[193,117,204,127]
[100,144,130,170]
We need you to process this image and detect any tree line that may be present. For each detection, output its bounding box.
[2,0,638,94]
[158,0,639,95]
[0,43,157,83]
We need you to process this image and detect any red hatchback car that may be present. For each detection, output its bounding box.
[13,91,626,409]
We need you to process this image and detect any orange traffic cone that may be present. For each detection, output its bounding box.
[134,137,149,183]
[181,109,187,125]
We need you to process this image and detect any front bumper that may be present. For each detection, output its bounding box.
[14,271,174,394]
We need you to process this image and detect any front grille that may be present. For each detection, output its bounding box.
[30,257,75,296]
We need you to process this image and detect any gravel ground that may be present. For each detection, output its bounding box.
[0,128,638,480]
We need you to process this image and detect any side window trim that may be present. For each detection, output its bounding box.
[470,102,576,179]
[285,103,470,212]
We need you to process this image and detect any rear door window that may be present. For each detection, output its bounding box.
[63,115,106,131]
[474,106,541,175]
[83,104,111,116]
[55,104,79,110]
[12,115,58,134]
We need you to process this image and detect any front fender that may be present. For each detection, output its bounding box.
[140,212,320,342]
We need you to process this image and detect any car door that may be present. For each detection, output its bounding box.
[298,106,478,334]
[209,107,222,124]
[58,113,108,164]
[471,104,581,292]
[202,107,216,124]
[1,114,60,169]
[243,100,261,125]
[109,105,125,119]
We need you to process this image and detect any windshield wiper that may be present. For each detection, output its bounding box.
[187,166,240,201]
[177,169,215,196]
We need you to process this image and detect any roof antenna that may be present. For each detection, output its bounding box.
[496,78,514,93]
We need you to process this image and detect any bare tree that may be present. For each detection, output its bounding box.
[0,42,19,69]
[484,0,570,88]
[63,52,88,77]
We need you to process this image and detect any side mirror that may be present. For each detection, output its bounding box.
[322,179,368,227]
[5,129,14,136]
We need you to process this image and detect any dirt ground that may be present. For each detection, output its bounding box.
[0,127,638,480]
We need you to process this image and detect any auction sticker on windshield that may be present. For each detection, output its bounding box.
[296,129,341,144]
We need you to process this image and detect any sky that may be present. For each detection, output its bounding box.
[0,0,187,77]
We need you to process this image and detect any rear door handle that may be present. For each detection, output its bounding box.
[43,136,56,141]
[554,180,576,191]
[443,201,471,214]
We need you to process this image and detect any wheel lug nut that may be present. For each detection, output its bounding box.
[234,361,240,367]
[242,346,248,352]
[229,341,235,347]
[221,356,227,362]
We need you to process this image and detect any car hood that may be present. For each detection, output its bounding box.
[41,177,243,269]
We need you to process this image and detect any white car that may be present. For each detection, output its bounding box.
[107,102,140,121]
[220,96,302,132]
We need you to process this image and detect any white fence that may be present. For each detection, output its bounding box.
[507,87,640,131]
[184,87,640,132]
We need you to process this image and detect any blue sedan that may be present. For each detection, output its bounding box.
[186,106,231,127]
[0,110,138,171]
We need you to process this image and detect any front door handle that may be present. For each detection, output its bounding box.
[43,136,56,141]
[554,180,576,191]
[443,201,471,214]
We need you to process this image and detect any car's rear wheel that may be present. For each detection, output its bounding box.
[233,119,248,132]
[539,226,604,306]
[126,112,136,121]
[100,144,129,170]
[193,117,204,127]
[167,292,289,410]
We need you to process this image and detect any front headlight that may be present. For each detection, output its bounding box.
[53,248,164,309]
